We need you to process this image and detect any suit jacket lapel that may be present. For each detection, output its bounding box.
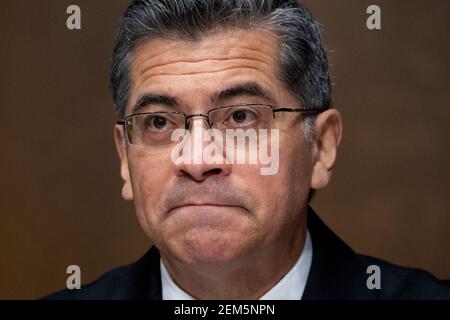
[302,206,377,299]
[111,246,162,300]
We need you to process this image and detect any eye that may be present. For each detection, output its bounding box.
[233,110,247,123]
[226,108,258,126]
[151,115,167,129]
[141,114,170,130]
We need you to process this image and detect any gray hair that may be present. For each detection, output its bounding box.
[111,0,332,140]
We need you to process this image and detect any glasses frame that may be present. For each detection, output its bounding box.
[117,103,326,125]
[116,103,327,145]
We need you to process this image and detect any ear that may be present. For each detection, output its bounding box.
[310,109,343,190]
[114,125,133,200]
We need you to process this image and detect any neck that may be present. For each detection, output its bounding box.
[160,218,308,299]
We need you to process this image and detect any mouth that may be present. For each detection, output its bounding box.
[167,204,248,225]
[169,203,244,213]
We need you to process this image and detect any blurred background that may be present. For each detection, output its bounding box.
[0,0,448,299]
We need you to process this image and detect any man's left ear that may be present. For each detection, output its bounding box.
[310,109,343,190]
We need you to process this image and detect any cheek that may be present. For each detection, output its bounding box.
[285,138,313,204]
[233,131,312,213]
[258,133,311,216]
[128,149,173,228]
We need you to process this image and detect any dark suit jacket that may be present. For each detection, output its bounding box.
[45,207,450,299]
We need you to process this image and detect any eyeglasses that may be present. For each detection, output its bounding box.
[116,103,325,147]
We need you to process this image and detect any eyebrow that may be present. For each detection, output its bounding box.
[131,94,179,114]
[131,82,275,114]
[211,82,275,104]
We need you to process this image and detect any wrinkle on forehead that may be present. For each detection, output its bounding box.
[139,61,274,85]
[132,29,277,70]
[129,29,283,106]
[136,47,274,79]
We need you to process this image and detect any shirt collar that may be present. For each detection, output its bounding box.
[161,230,313,300]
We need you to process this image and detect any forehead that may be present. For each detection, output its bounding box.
[128,29,284,110]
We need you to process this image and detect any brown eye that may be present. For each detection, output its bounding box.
[152,116,167,129]
[143,115,168,130]
[227,108,257,126]
[232,110,248,123]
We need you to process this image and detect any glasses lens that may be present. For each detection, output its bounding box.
[209,105,273,131]
[125,112,185,146]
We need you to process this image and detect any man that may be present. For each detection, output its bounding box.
[47,0,449,299]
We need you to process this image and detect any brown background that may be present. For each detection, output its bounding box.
[0,0,448,299]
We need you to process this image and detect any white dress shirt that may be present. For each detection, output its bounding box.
[161,231,313,300]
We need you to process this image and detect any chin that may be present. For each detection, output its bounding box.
[173,228,250,265]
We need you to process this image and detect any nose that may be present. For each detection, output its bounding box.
[174,118,231,182]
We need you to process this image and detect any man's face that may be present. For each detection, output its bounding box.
[115,29,319,265]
